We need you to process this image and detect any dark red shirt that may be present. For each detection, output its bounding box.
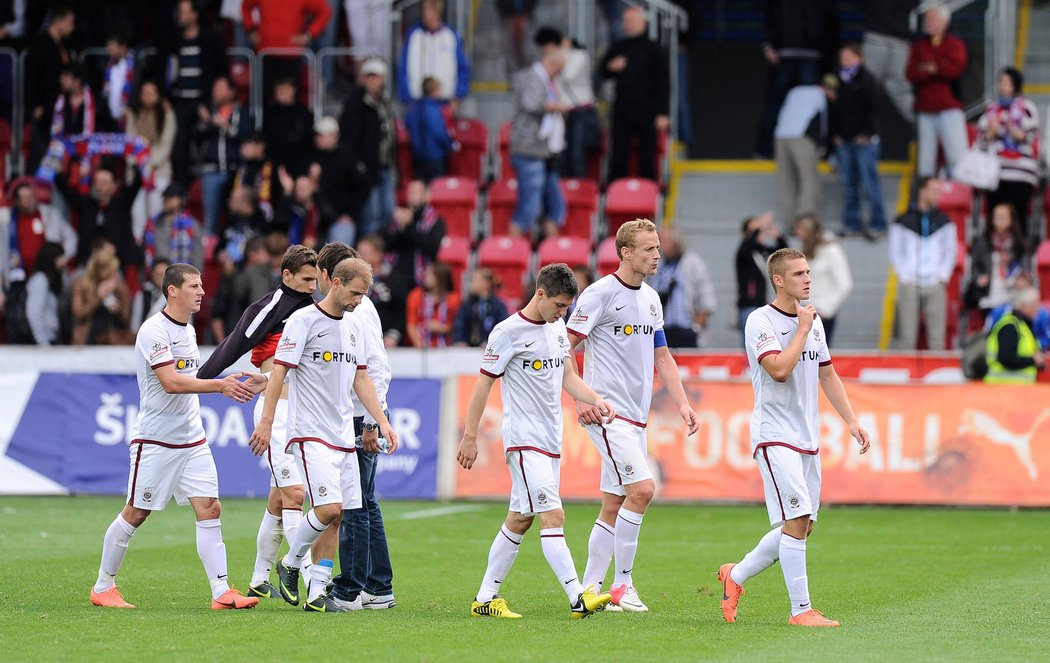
[906,34,968,113]
[16,211,46,274]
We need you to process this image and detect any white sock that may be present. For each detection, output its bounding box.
[780,534,811,616]
[93,516,137,593]
[731,527,782,585]
[282,508,302,543]
[582,520,615,591]
[475,525,523,602]
[251,510,284,585]
[196,519,230,600]
[540,528,584,603]
[281,510,326,569]
[612,508,644,588]
[308,559,334,601]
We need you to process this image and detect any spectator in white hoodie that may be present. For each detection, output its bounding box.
[794,213,852,347]
[888,177,958,350]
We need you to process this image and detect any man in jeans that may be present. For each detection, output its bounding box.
[888,177,957,350]
[314,243,397,611]
[509,48,569,239]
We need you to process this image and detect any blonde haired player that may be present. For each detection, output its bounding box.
[719,248,870,627]
[567,219,700,612]
[458,264,615,619]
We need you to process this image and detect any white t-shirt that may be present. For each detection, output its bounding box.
[353,296,389,420]
[275,303,366,450]
[567,274,664,426]
[131,310,206,446]
[744,304,831,456]
[479,312,571,456]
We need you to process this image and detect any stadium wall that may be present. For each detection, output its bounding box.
[1,348,1048,507]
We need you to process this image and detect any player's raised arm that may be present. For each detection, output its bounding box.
[457,373,497,470]
[249,362,288,456]
[757,302,816,382]
[352,369,399,453]
[562,363,616,423]
[818,363,870,454]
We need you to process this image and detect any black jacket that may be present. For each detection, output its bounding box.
[601,35,669,118]
[58,172,143,271]
[830,67,879,141]
[339,85,394,185]
[864,0,917,39]
[735,230,787,309]
[155,28,228,101]
[263,102,315,175]
[384,207,446,299]
[24,32,69,117]
[198,282,316,378]
[995,312,1038,370]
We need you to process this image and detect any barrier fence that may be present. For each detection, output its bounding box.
[2,352,1048,507]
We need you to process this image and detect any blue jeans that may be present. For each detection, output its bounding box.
[360,167,395,237]
[200,171,230,236]
[837,141,886,232]
[332,412,393,601]
[511,155,565,234]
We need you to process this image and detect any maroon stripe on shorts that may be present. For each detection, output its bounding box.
[761,447,786,522]
[601,425,623,486]
[518,452,534,513]
[297,442,315,505]
[266,447,279,485]
[127,442,144,506]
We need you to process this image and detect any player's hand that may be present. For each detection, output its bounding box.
[594,397,616,424]
[248,420,272,456]
[607,55,627,72]
[680,404,700,435]
[457,436,478,469]
[361,426,380,453]
[237,371,268,395]
[796,302,817,332]
[219,375,254,403]
[575,399,603,426]
[850,423,870,454]
[380,424,399,454]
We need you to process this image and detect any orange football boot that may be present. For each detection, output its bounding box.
[211,588,260,610]
[718,563,744,623]
[788,609,840,627]
[90,586,136,608]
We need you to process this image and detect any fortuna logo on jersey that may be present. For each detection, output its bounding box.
[613,324,655,336]
[523,356,565,371]
[174,357,200,371]
[312,350,359,363]
[799,350,821,361]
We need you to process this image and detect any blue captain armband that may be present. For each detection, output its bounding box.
[654,329,667,348]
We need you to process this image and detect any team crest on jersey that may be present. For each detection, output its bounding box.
[278,337,297,352]
[318,485,328,497]
[149,343,168,361]
[649,304,657,316]
[350,334,357,345]
[755,331,777,351]
[142,488,153,503]
[813,328,821,342]
[483,345,499,362]
[624,463,635,476]
[281,468,290,478]
[558,335,565,347]
[788,494,800,508]
[537,490,548,505]
[569,306,588,323]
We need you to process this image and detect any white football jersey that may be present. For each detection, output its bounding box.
[352,296,389,419]
[479,312,572,456]
[566,274,664,426]
[131,310,206,446]
[275,303,366,450]
[744,304,831,456]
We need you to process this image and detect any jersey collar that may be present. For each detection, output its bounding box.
[769,303,797,318]
[612,273,641,290]
[314,302,343,320]
[517,311,544,325]
[161,309,189,326]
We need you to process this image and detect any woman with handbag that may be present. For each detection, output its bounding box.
[978,67,1040,239]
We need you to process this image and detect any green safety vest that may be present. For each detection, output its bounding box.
[985,313,1038,384]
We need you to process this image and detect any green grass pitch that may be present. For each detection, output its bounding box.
[2,496,1047,662]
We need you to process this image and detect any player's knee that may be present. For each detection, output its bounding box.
[538,508,565,529]
[121,505,150,527]
[314,503,342,524]
[195,498,221,521]
[282,486,305,509]
[626,480,655,505]
[783,516,810,540]
[505,512,533,534]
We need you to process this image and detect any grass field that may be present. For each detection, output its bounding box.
[2,496,1048,662]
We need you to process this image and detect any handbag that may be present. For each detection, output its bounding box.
[954,146,1000,190]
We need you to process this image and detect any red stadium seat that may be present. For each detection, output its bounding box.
[486,178,518,236]
[429,176,478,238]
[560,178,599,240]
[448,118,488,183]
[478,235,531,300]
[438,235,471,292]
[497,122,512,180]
[937,180,972,243]
[597,236,619,276]
[537,236,592,270]
[966,123,979,146]
[1037,240,1050,301]
[396,120,414,184]
[605,177,659,237]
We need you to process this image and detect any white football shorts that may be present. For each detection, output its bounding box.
[755,444,822,526]
[127,441,218,510]
[254,397,302,488]
[290,440,362,510]
[586,417,654,495]
[506,448,562,517]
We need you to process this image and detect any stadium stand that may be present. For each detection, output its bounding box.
[560,177,599,241]
[537,236,592,269]
[605,177,660,237]
[477,235,531,301]
[438,235,471,292]
[485,178,518,237]
[448,118,488,183]
[429,176,478,238]
[597,236,620,277]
